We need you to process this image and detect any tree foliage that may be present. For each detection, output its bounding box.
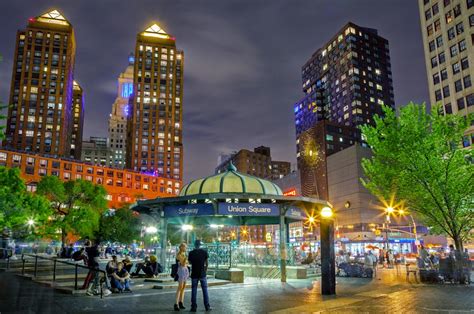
[36,176,108,245]
[0,167,52,238]
[97,207,141,243]
[360,103,474,250]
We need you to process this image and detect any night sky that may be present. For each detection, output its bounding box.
[0,0,429,183]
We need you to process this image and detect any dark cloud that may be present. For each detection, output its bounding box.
[0,0,428,183]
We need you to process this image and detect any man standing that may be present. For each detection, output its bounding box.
[188,240,211,312]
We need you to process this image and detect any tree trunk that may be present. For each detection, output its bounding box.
[61,227,66,247]
[453,235,463,251]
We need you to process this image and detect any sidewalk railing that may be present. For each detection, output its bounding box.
[0,248,13,269]
[21,253,108,298]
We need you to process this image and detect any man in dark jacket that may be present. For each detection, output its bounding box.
[188,240,211,312]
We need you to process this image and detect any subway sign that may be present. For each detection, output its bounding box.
[163,203,214,217]
[217,203,279,216]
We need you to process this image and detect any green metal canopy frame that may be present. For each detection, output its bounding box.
[131,162,336,295]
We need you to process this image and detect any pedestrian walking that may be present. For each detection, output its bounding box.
[174,242,189,311]
[188,240,211,312]
[82,240,100,295]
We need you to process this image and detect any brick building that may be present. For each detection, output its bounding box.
[0,148,180,208]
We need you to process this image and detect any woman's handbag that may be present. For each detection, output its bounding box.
[171,263,178,280]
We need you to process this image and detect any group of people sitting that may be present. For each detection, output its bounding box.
[105,254,163,293]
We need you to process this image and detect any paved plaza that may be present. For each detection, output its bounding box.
[0,268,472,313]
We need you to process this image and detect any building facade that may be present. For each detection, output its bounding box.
[215,146,291,180]
[298,121,361,199]
[0,148,180,208]
[294,22,394,199]
[327,145,426,254]
[3,10,77,157]
[81,136,112,166]
[108,55,134,168]
[418,0,474,146]
[126,24,184,183]
[70,80,84,159]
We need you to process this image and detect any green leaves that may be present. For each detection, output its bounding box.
[360,103,474,250]
[0,167,52,237]
[37,176,108,244]
[97,206,141,243]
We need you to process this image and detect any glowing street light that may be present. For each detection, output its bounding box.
[27,219,35,226]
[145,226,158,234]
[321,207,333,218]
[386,206,395,214]
[181,224,193,231]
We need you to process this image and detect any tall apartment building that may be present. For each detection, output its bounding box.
[108,55,134,168]
[418,0,474,146]
[3,10,77,157]
[215,146,291,180]
[126,24,184,184]
[70,80,84,159]
[294,22,395,199]
[81,136,112,166]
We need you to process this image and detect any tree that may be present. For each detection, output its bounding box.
[97,206,141,243]
[360,103,474,250]
[36,176,108,246]
[0,167,52,238]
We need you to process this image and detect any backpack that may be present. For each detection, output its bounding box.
[72,250,82,261]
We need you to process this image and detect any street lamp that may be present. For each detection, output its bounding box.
[145,226,158,234]
[182,224,194,243]
[397,208,418,254]
[321,207,333,218]
[27,219,35,227]
[384,207,392,250]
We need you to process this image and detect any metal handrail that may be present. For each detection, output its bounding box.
[0,248,13,269]
[21,253,108,298]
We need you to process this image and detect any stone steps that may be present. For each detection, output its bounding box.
[153,278,230,290]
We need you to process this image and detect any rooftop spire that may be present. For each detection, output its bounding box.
[36,9,70,26]
[141,23,171,39]
[227,161,237,172]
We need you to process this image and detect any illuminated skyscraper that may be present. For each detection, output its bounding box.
[3,9,76,156]
[418,0,474,147]
[294,22,394,199]
[70,80,84,159]
[108,55,134,168]
[126,23,183,184]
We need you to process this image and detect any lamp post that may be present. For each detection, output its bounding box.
[182,224,193,243]
[320,206,335,295]
[398,209,418,254]
[384,206,394,251]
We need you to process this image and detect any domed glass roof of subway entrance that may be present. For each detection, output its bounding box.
[179,162,283,196]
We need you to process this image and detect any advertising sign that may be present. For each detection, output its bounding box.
[217,203,279,216]
[164,203,214,218]
[283,188,297,196]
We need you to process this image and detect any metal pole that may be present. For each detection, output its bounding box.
[409,215,418,254]
[34,255,38,277]
[74,264,78,290]
[279,213,287,283]
[159,217,168,272]
[53,259,57,282]
[320,217,335,295]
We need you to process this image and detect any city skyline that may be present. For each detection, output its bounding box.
[0,1,429,182]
